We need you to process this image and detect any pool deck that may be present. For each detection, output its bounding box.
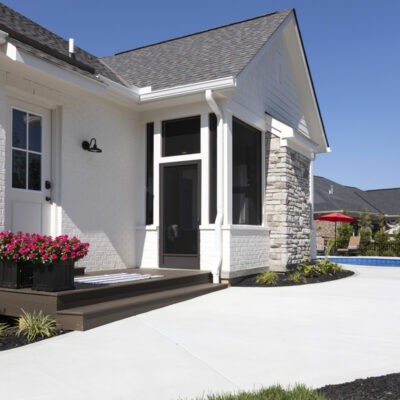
[1,265,400,400]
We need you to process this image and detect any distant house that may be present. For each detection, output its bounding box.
[0,3,329,280]
[314,176,400,238]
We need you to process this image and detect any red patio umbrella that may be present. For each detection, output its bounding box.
[315,212,358,252]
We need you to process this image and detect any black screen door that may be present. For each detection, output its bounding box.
[160,162,200,269]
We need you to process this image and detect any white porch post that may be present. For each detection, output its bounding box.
[223,110,233,225]
[310,154,316,259]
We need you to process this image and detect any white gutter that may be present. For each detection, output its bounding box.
[205,89,224,284]
[97,74,236,104]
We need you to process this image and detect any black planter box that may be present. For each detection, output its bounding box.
[32,262,75,292]
[0,260,33,288]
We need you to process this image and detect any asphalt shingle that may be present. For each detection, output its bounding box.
[0,2,125,85]
[101,10,292,90]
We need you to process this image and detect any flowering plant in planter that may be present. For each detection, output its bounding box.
[0,231,89,264]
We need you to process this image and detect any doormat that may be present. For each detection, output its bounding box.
[74,273,164,285]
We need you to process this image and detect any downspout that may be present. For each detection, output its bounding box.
[205,89,224,283]
[309,153,316,259]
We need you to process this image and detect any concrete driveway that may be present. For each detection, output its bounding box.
[1,265,400,400]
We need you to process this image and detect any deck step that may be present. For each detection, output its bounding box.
[57,271,213,310]
[57,282,227,331]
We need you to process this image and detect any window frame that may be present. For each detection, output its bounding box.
[10,106,44,193]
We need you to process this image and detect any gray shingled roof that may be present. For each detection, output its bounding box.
[0,3,125,85]
[101,10,292,90]
[364,188,400,216]
[314,176,400,217]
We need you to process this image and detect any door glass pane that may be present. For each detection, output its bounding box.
[12,150,26,189]
[162,116,200,156]
[28,114,42,152]
[12,109,27,149]
[163,165,198,254]
[28,153,41,191]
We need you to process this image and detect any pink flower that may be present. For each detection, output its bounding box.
[77,251,82,256]
[43,254,49,260]
[51,254,57,260]
[62,254,68,260]
[70,252,76,258]
[73,244,79,250]
[13,254,18,259]
[4,251,8,255]
[28,253,34,258]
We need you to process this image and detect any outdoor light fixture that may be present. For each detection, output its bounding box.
[82,138,102,153]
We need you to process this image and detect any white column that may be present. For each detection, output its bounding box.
[200,113,209,225]
[309,154,316,259]
[153,121,161,227]
[223,110,232,225]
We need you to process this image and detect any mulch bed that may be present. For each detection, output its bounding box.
[318,373,400,399]
[0,315,68,352]
[231,269,354,287]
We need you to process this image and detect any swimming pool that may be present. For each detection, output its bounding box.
[317,256,400,267]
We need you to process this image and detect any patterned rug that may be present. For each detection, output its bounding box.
[74,273,164,285]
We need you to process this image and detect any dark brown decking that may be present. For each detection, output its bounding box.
[0,268,227,331]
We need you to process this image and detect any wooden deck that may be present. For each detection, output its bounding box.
[0,268,227,331]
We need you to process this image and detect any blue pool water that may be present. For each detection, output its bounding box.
[317,257,400,267]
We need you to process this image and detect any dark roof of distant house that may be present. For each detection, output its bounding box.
[0,3,125,85]
[314,176,382,215]
[314,176,400,217]
[101,10,292,90]
[364,188,400,216]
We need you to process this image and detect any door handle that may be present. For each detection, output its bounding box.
[45,180,51,190]
[45,196,51,202]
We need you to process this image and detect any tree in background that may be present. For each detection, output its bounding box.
[336,207,354,248]
[358,208,373,255]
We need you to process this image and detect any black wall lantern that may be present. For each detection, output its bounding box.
[82,138,102,153]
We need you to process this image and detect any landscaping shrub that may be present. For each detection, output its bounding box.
[364,249,378,256]
[16,309,57,342]
[381,249,396,257]
[336,221,353,249]
[374,230,389,256]
[0,322,10,337]
[317,259,343,276]
[256,270,278,285]
[287,270,306,283]
[194,384,326,399]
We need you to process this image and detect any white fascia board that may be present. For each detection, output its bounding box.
[140,77,236,102]
[4,42,107,96]
[265,113,318,159]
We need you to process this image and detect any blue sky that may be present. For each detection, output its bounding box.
[2,0,399,190]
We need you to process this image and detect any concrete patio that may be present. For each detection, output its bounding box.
[1,265,400,400]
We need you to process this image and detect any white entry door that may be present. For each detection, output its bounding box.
[5,100,52,235]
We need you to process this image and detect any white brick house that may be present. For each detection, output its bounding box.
[0,5,329,281]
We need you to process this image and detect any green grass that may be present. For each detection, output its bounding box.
[193,385,326,399]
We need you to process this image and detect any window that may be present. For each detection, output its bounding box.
[12,109,42,191]
[146,122,154,225]
[232,117,262,225]
[209,113,217,224]
[162,116,200,157]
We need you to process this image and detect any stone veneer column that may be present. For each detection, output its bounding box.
[264,132,311,271]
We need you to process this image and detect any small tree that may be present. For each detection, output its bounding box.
[336,207,353,248]
[358,207,372,231]
[374,230,389,255]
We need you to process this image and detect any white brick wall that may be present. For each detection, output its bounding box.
[136,227,158,268]
[59,94,140,272]
[221,227,269,279]
[0,83,6,232]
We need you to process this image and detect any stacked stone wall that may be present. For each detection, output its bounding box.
[265,133,311,271]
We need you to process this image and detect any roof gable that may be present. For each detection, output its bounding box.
[101,10,291,90]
